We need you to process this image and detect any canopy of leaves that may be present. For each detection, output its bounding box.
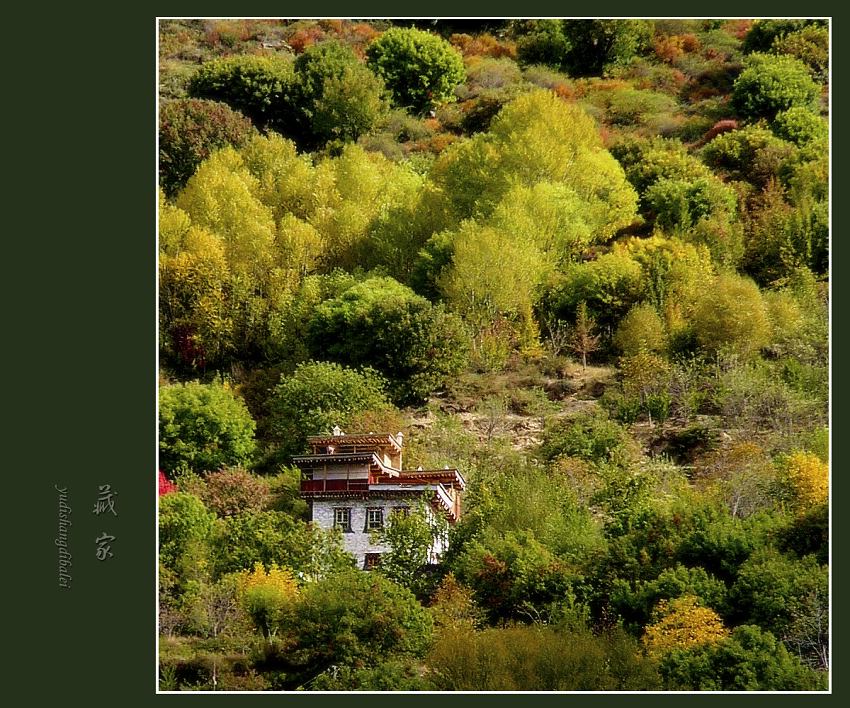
[690,273,772,359]
[269,570,434,689]
[159,381,256,476]
[286,40,388,150]
[268,361,393,458]
[431,89,638,230]
[307,276,470,404]
[159,492,217,570]
[660,624,826,690]
[367,27,466,113]
[159,98,257,196]
[187,54,294,130]
[732,53,820,120]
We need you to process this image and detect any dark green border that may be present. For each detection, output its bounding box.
[17,2,838,706]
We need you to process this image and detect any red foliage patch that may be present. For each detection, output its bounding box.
[158,470,177,496]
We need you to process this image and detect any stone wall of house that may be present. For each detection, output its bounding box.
[312,496,445,569]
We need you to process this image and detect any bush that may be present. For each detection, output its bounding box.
[540,412,637,468]
[513,20,571,69]
[307,276,470,404]
[198,468,270,517]
[159,381,256,476]
[690,273,771,359]
[187,54,294,130]
[613,303,666,357]
[269,571,434,689]
[732,53,820,120]
[159,492,216,570]
[367,27,466,113]
[701,124,797,187]
[742,20,822,54]
[771,24,829,83]
[661,625,826,690]
[159,99,256,196]
[561,20,653,77]
[427,624,661,690]
[771,107,828,147]
[286,40,389,149]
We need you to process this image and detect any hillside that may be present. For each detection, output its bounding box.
[158,19,829,692]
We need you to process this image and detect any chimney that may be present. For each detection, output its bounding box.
[396,432,404,470]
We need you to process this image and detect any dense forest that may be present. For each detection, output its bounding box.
[157,18,830,691]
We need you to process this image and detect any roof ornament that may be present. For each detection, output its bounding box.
[332,425,343,436]
[417,465,423,471]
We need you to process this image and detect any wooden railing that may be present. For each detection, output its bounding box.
[300,479,369,493]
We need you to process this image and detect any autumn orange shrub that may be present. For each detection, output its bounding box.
[450,33,517,59]
[725,19,753,40]
[680,33,701,52]
[288,23,327,53]
[654,34,685,64]
[553,83,575,101]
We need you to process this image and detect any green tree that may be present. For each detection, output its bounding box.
[187,54,294,130]
[307,277,470,404]
[644,176,737,233]
[512,20,572,69]
[729,549,827,641]
[373,504,439,595]
[432,90,638,229]
[159,98,257,196]
[732,53,820,120]
[175,148,276,281]
[613,303,667,357]
[560,20,652,76]
[702,125,797,187]
[771,106,828,148]
[690,273,772,359]
[660,624,826,690]
[366,27,466,113]
[268,361,393,458]
[159,381,256,476]
[438,221,546,338]
[211,509,353,579]
[743,19,824,54]
[771,24,829,83]
[270,570,435,689]
[287,40,388,149]
[159,492,216,571]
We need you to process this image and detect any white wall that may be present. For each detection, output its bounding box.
[312,497,446,569]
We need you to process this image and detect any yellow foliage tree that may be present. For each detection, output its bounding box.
[643,595,729,656]
[230,563,300,638]
[782,451,829,510]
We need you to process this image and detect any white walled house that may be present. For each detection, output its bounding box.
[293,427,465,569]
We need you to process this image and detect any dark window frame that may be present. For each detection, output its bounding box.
[334,507,353,533]
[365,507,384,531]
[364,552,382,570]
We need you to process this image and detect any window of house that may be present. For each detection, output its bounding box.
[365,507,384,531]
[392,506,410,518]
[334,507,352,532]
[364,553,382,570]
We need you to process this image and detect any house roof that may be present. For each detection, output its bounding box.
[306,432,402,450]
